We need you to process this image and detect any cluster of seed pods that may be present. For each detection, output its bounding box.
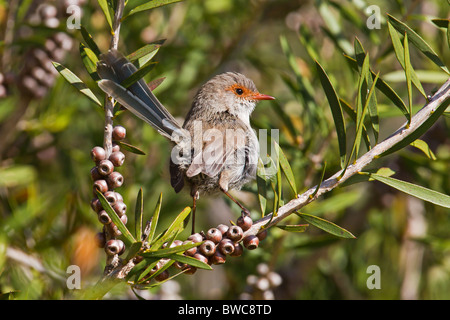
[90,126,127,257]
[141,212,268,282]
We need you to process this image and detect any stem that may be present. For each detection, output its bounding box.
[103,0,125,159]
[102,0,125,276]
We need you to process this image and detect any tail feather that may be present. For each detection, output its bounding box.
[97,49,182,140]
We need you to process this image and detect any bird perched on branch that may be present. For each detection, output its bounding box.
[97,49,274,232]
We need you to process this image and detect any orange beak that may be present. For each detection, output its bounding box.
[253,92,275,101]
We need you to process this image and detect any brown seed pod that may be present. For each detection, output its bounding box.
[112,201,127,217]
[256,229,268,241]
[90,198,103,213]
[90,166,102,181]
[107,171,124,189]
[90,146,106,163]
[104,191,118,205]
[198,240,216,257]
[205,228,222,244]
[98,159,114,176]
[112,142,120,153]
[217,239,235,256]
[98,210,111,225]
[120,214,128,225]
[105,239,125,256]
[93,179,108,194]
[216,224,229,235]
[243,235,259,250]
[193,253,209,264]
[114,192,123,202]
[183,240,197,256]
[112,125,126,141]
[109,151,125,167]
[108,223,122,237]
[236,215,253,231]
[230,242,244,257]
[210,251,226,265]
[155,270,170,282]
[188,233,204,243]
[183,265,197,275]
[226,225,244,242]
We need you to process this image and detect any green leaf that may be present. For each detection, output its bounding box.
[256,158,267,217]
[274,141,297,195]
[79,43,100,82]
[354,38,379,143]
[296,212,356,239]
[164,253,212,270]
[277,224,309,233]
[115,141,146,155]
[315,60,346,168]
[120,61,157,89]
[339,98,371,150]
[96,190,136,245]
[52,62,102,107]
[80,25,101,56]
[404,32,413,124]
[344,54,409,119]
[381,95,450,157]
[135,188,144,241]
[410,139,436,160]
[126,40,165,68]
[123,0,183,19]
[97,0,114,30]
[387,14,450,74]
[151,206,191,249]
[147,193,163,244]
[142,241,202,258]
[367,173,450,208]
[388,23,427,100]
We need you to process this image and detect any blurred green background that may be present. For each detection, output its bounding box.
[0,0,449,299]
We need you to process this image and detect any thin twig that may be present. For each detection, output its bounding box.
[103,0,125,276]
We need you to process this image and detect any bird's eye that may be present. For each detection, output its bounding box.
[235,88,244,95]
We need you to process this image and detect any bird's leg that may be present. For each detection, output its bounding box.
[190,190,199,234]
[221,189,251,217]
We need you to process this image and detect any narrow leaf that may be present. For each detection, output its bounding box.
[315,60,346,168]
[344,54,409,119]
[165,253,212,270]
[297,212,356,239]
[142,241,202,258]
[277,224,309,233]
[96,190,136,245]
[388,22,427,99]
[310,161,327,199]
[147,193,163,244]
[79,43,100,81]
[404,32,413,124]
[274,140,298,195]
[115,141,146,155]
[52,62,102,107]
[387,14,450,74]
[124,0,183,19]
[126,40,165,68]
[80,25,101,56]
[135,188,143,241]
[410,139,437,160]
[256,158,267,217]
[151,207,191,249]
[368,173,450,208]
[97,0,113,30]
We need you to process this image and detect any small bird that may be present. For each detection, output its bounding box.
[97,49,274,232]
